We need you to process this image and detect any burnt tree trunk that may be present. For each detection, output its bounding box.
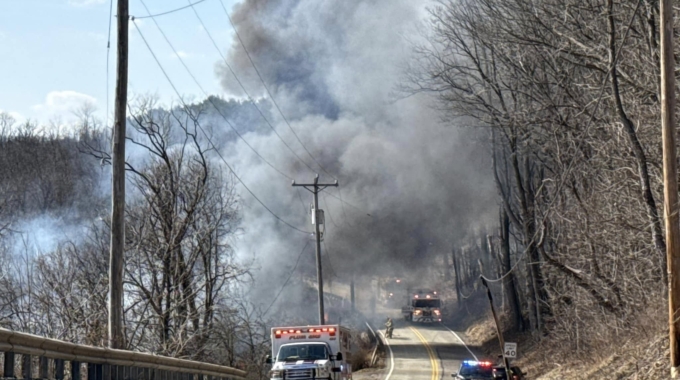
[452,248,463,306]
[500,206,525,332]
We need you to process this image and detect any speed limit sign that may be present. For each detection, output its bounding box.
[504,342,517,358]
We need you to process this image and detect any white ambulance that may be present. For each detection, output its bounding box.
[267,325,352,380]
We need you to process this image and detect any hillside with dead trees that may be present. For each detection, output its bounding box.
[408,0,673,366]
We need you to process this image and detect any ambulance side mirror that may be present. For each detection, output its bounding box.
[264,355,272,364]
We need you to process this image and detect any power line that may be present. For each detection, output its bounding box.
[133,0,209,19]
[336,188,352,222]
[322,195,341,228]
[296,188,309,214]
[322,240,338,279]
[188,1,320,175]
[158,0,371,220]
[263,240,310,315]
[131,19,311,235]
[325,190,371,217]
[137,0,295,182]
[218,0,337,181]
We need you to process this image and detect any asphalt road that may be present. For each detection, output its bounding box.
[377,317,480,380]
[314,279,482,380]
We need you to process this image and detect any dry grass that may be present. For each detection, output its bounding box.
[455,295,670,379]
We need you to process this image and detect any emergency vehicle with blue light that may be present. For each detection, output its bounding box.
[401,288,442,322]
[266,325,352,380]
[451,360,494,379]
[452,360,526,380]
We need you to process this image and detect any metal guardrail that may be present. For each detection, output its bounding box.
[0,328,246,380]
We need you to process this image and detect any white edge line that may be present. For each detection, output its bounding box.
[440,322,478,361]
[365,321,378,338]
[378,330,395,380]
[365,322,394,380]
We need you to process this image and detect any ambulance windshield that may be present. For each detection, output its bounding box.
[278,343,329,361]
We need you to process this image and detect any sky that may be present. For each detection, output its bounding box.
[0,0,241,125]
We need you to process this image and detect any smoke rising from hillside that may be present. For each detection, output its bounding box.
[216,0,496,286]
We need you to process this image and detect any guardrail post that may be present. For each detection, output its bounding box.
[4,352,15,378]
[39,357,49,379]
[71,361,81,380]
[22,354,32,379]
[54,359,64,380]
[88,363,103,380]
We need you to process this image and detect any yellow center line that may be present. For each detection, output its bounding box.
[410,327,440,380]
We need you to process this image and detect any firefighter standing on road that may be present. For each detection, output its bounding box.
[385,317,394,339]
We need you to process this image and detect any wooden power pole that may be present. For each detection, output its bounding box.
[292,175,338,324]
[109,0,129,350]
[660,0,680,376]
[481,277,510,380]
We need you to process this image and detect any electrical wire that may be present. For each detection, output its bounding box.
[336,188,352,222]
[139,0,373,223]
[188,1,320,175]
[137,0,295,181]
[133,0,209,19]
[480,0,643,284]
[459,286,478,300]
[322,195,341,228]
[322,239,338,279]
[263,240,310,315]
[325,191,371,217]
[296,188,309,214]
[131,19,311,235]
[218,0,337,181]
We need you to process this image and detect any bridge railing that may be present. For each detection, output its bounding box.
[0,328,246,380]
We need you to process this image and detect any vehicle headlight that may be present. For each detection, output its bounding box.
[268,370,284,378]
[414,310,422,315]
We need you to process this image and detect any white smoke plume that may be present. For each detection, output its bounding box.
[213,0,498,294]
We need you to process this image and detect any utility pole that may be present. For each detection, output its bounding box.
[109,0,129,350]
[659,0,680,379]
[660,0,680,376]
[350,275,355,312]
[481,277,510,380]
[292,175,338,325]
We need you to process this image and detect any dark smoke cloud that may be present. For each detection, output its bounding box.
[216,0,496,291]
